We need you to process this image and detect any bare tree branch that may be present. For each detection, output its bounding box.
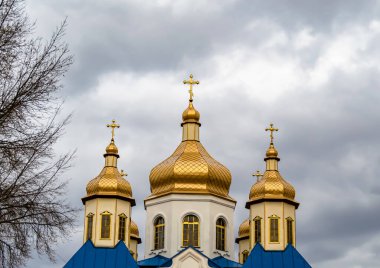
[0,1,76,267]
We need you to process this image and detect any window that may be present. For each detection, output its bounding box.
[253,217,261,244]
[182,214,199,247]
[216,218,226,251]
[86,213,94,240]
[154,217,165,250]
[286,217,293,245]
[269,215,279,243]
[118,214,127,241]
[242,250,249,263]
[101,211,111,239]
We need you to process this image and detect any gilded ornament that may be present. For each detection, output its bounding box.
[248,124,297,204]
[83,121,134,204]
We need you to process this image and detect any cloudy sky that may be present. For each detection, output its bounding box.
[24,0,380,267]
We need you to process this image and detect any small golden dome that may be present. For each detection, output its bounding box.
[238,219,250,238]
[105,140,119,154]
[86,167,133,199]
[130,220,140,238]
[148,140,233,201]
[83,139,134,203]
[249,170,295,201]
[247,124,298,207]
[182,101,200,122]
[265,143,278,158]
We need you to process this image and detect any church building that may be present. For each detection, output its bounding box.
[64,75,312,268]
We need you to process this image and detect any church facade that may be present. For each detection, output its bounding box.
[64,75,312,268]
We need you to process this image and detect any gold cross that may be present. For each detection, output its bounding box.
[120,169,128,177]
[183,74,199,101]
[107,119,120,140]
[252,170,263,182]
[265,123,278,144]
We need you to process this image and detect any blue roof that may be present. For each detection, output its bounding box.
[212,256,242,268]
[242,243,312,268]
[137,248,242,268]
[137,255,171,267]
[64,240,138,268]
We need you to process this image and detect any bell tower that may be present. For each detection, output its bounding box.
[82,120,136,248]
[245,124,299,251]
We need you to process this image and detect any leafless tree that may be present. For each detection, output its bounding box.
[0,0,76,267]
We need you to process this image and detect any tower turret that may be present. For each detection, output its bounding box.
[82,120,135,248]
[144,74,236,260]
[245,124,299,251]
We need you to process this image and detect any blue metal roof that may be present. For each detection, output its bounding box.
[137,255,171,267]
[211,256,242,268]
[138,247,242,268]
[242,243,312,268]
[64,240,138,268]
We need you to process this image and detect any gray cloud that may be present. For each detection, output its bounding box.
[22,0,380,267]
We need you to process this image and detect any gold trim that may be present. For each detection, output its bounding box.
[154,216,165,250]
[268,215,280,244]
[182,214,200,247]
[100,211,112,240]
[216,218,226,251]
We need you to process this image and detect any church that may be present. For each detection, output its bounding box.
[64,75,312,268]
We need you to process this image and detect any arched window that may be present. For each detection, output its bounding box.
[286,217,294,245]
[154,217,165,250]
[118,214,127,241]
[100,211,111,239]
[86,213,94,240]
[242,250,249,263]
[269,215,279,243]
[182,214,199,247]
[216,218,226,251]
[253,216,262,244]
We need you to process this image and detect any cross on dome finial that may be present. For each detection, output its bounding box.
[107,119,120,141]
[120,169,128,177]
[183,74,200,101]
[265,123,278,144]
[252,170,263,182]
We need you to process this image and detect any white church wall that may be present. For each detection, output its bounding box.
[249,201,296,251]
[170,247,211,268]
[144,194,235,260]
[83,198,131,248]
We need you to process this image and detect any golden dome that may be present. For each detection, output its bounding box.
[86,166,133,199]
[249,170,295,201]
[238,219,250,238]
[105,140,119,154]
[265,143,278,158]
[148,140,233,200]
[182,101,200,122]
[147,74,233,202]
[247,142,297,206]
[83,137,135,205]
[130,220,140,238]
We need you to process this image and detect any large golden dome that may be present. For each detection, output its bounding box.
[149,140,233,200]
[147,75,233,201]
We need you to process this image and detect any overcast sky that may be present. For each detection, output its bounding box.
[24,1,380,267]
